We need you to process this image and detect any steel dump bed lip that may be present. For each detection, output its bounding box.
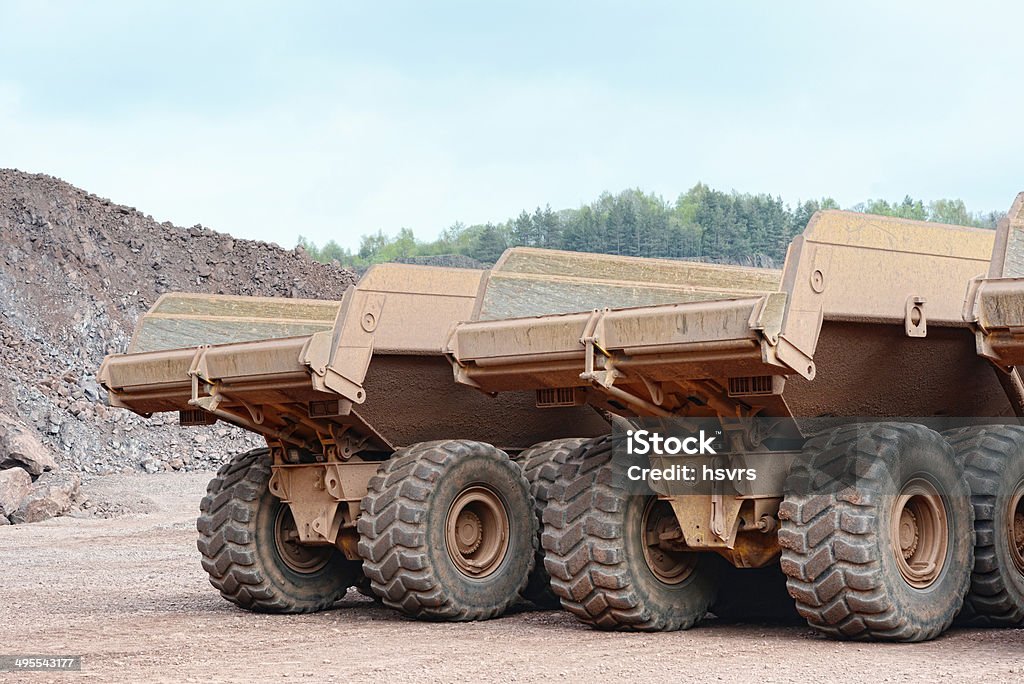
[968,193,1024,369]
[971,276,1024,367]
[456,297,769,362]
[99,335,323,414]
[448,292,799,394]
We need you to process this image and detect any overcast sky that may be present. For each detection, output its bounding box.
[2,1,1021,250]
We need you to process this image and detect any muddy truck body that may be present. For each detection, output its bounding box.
[99,196,1024,641]
[446,197,1024,640]
[98,249,772,619]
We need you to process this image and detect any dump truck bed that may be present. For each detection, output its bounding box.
[101,249,775,452]
[450,211,1011,420]
[102,293,342,415]
[100,265,612,454]
[477,248,780,320]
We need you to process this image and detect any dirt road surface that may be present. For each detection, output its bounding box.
[1,473,1021,683]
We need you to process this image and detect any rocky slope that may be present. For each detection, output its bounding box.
[0,169,357,521]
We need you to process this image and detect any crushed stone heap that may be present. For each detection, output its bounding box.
[0,168,357,494]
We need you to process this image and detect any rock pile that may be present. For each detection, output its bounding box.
[0,168,358,523]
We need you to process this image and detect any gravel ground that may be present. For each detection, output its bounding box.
[0,473,1022,683]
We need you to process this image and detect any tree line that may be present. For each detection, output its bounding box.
[298,184,1003,268]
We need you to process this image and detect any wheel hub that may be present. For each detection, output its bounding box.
[1008,481,1024,575]
[899,507,919,559]
[890,478,948,589]
[641,498,695,585]
[445,485,510,578]
[455,510,484,554]
[273,505,332,574]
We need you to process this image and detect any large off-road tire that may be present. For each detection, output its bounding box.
[943,424,1024,626]
[710,561,801,623]
[779,423,973,642]
[513,437,591,608]
[357,440,536,621]
[542,436,719,631]
[197,448,361,613]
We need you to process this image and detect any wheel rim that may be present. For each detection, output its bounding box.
[445,485,510,578]
[641,497,695,585]
[273,505,332,574]
[890,478,948,589]
[1008,479,1024,576]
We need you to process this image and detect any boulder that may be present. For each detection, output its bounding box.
[0,413,57,475]
[0,466,32,517]
[139,457,162,473]
[10,472,81,524]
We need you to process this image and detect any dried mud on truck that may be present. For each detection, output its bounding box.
[99,193,1024,642]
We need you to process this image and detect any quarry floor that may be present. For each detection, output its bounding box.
[0,472,1021,683]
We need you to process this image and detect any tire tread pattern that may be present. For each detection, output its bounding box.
[944,425,1024,627]
[196,448,348,613]
[541,436,709,631]
[778,422,970,642]
[357,439,535,621]
[514,438,591,608]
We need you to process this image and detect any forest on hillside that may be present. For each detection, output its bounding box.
[297,183,1004,269]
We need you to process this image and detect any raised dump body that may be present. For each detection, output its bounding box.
[449,211,1007,420]
[99,263,616,456]
[99,250,778,454]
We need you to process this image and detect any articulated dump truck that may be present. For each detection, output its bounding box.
[97,249,764,619]
[446,194,1024,641]
[99,194,1024,642]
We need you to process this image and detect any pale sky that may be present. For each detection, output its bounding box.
[1,1,1021,250]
